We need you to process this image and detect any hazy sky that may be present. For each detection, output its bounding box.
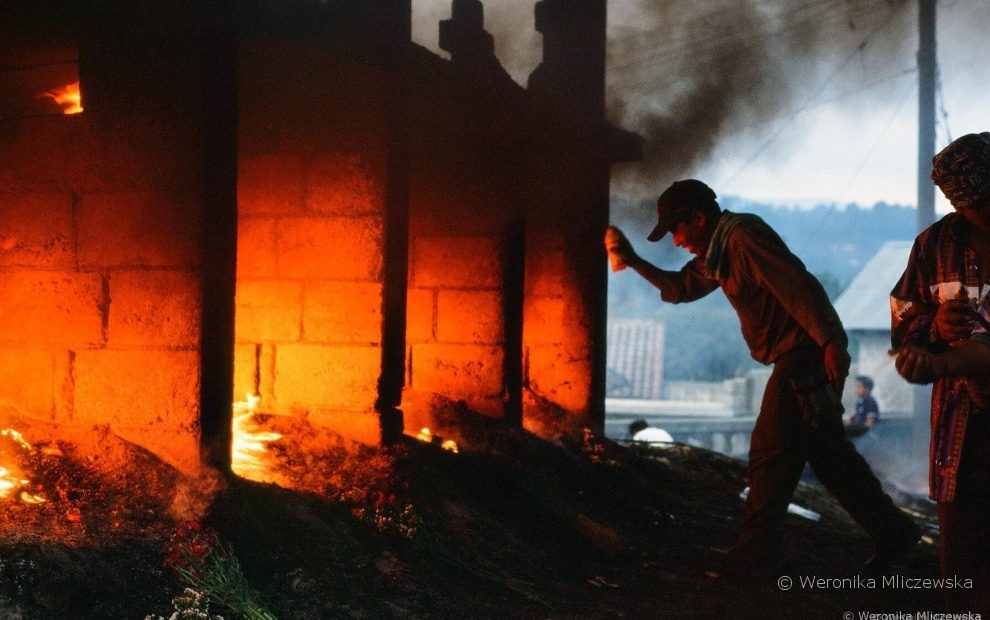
[412,0,990,213]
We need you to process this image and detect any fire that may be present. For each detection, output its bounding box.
[414,427,458,453]
[39,81,83,114]
[0,428,47,504]
[231,394,283,484]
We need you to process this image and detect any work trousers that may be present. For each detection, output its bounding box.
[731,345,913,563]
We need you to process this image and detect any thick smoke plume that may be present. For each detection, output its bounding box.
[414,0,914,229]
[606,0,913,225]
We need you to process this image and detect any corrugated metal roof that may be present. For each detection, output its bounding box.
[606,318,665,399]
[834,240,914,331]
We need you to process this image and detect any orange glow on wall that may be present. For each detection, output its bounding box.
[39,81,83,114]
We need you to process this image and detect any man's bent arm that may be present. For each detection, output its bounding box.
[629,256,719,303]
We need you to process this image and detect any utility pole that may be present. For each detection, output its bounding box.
[916,0,937,233]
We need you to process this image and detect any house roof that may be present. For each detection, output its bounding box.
[606,318,665,399]
[834,240,914,331]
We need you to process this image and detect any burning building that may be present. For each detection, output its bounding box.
[0,0,639,489]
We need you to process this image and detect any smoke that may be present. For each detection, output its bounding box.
[606,0,915,220]
[169,467,227,522]
[413,0,915,227]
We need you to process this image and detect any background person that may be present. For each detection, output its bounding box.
[627,419,674,444]
[844,375,879,437]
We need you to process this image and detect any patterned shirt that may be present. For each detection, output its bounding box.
[890,212,990,502]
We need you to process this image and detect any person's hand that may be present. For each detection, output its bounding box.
[894,346,942,384]
[934,299,975,347]
[604,226,639,271]
[824,339,850,390]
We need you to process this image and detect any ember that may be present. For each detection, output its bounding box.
[38,81,83,114]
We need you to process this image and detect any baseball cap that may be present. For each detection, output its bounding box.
[647,179,717,241]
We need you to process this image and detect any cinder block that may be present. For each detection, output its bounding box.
[525,343,591,414]
[302,281,382,343]
[303,408,381,446]
[436,290,504,344]
[108,270,200,347]
[236,217,276,279]
[112,425,201,476]
[525,247,565,296]
[523,296,567,345]
[0,192,74,269]
[232,343,259,402]
[410,343,504,398]
[306,152,385,215]
[77,191,201,267]
[274,216,383,280]
[53,350,74,424]
[235,280,303,342]
[412,235,502,288]
[0,349,55,420]
[273,344,380,411]
[239,154,305,215]
[0,271,104,347]
[405,288,435,344]
[258,343,277,405]
[0,119,107,193]
[74,349,201,431]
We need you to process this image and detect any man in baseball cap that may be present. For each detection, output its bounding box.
[605,179,918,582]
[646,179,718,241]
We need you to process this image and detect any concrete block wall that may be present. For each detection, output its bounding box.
[405,234,507,417]
[234,46,389,445]
[0,50,209,474]
[402,61,528,428]
[522,210,600,429]
[521,241,592,414]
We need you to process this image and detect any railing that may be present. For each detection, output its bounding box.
[606,401,921,462]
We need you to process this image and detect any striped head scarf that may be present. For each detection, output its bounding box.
[930,132,990,210]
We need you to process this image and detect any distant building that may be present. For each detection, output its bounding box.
[605,319,665,399]
[833,240,923,418]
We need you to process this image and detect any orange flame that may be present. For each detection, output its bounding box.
[39,81,83,114]
[0,428,47,504]
[414,427,458,453]
[231,394,284,484]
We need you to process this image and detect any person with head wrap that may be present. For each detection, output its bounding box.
[891,132,990,615]
[606,180,920,583]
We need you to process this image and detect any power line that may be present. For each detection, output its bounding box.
[715,0,910,192]
[836,76,916,204]
[609,0,844,72]
[610,0,894,74]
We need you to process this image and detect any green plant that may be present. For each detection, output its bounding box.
[163,521,277,620]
